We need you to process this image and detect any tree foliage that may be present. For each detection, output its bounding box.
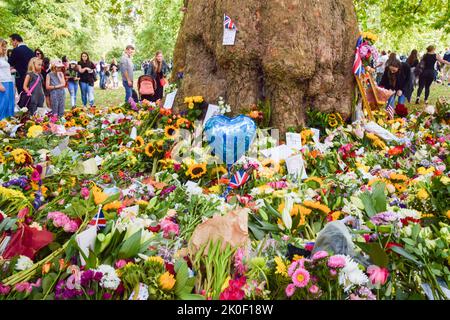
[355,0,450,53]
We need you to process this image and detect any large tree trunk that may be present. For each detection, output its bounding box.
[172,0,359,133]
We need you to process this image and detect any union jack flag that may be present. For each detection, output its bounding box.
[224,14,236,30]
[229,169,250,189]
[352,36,365,76]
[89,206,107,229]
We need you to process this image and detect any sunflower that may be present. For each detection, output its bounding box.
[81,119,89,126]
[164,125,179,139]
[302,200,331,214]
[187,163,207,179]
[211,166,228,178]
[328,118,339,127]
[145,143,156,157]
[135,136,145,148]
[4,145,13,153]
[394,183,407,193]
[176,117,189,127]
[261,159,280,172]
[156,140,165,153]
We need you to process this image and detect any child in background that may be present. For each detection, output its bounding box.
[23,57,45,116]
[111,65,119,89]
[65,61,80,108]
[46,60,66,118]
[104,65,111,89]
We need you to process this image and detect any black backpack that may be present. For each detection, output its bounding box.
[414,58,425,77]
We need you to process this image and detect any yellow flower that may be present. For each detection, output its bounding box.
[156,140,164,152]
[304,176,323,186]
[293,255,304,261]
[394,183,407,193]
[0,153,5,164]
[193,96,204,103]
[446,210,450,220]
[274,256,288,277]
[331,211,342,221]
[187,163,207,179]
[417,167,435,175]
[164,125,179,139]
[441,176,450,185]
[41,185,48,197]
[159,272,176,291]
[301,129,314,145]
[148,256,165,265]
[389,173,408,182]
[103,201,122,211]
[91,185,107,205]
[27,125,44,138]
[144,143,156,157]
[417,188,429,200]
[4,145,13,152]
[261,159,280,172]
[184,97,193,104]
[208,185,222,194]
[210,166,228,178]
[135,136,145,149]
[188,102,195,109]
[221,276,231,292]
[81,119,89,126]
[302,200,331,214]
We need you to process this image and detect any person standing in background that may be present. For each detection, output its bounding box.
[99,56,106,89]
[0,38,15,120]
[8,34,34,94]
[120,45,135,103]
[442,47,450,86]
[46,60,66,118]
[35,49,51,108]
[375,50,388,84]
[78,52,96,108]
[23,57,45,116]
[145,50,169,103]
[406,49,419,88]
[65,61,80,108]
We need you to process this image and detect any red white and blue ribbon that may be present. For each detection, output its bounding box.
[224,14,236,30]
[229,169,250,189]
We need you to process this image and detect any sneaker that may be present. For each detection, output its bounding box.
[415,98,420,104]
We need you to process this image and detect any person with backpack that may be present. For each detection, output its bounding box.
[22,57,45,116]
[406,49,419,87]
[442,47,450,86]
[145,51,170,103]
[77,52,96,108]
[120,45,135,103]
[415,45,450,105]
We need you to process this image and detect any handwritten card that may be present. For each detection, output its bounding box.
[310,128,320,143]
[286,154,308,180]
[223,28,237,46]
[163,89,177,109]
[286,133,302,150]
[204,104,221,125]
[76,226,97,266]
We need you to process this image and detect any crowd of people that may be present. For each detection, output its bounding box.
[375,46,450,108]
[0,33,171,121]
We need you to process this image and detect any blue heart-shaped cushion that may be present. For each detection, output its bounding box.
[205,115,257,165]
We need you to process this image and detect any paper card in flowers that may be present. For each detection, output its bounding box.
[204,115,257,165]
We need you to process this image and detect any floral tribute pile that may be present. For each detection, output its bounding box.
[0,94,449,301]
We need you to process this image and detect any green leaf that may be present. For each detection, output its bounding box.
[118,230,142,259]
[359,192,377,217]
[174,260,190,296]
[355,242,389,267]
[402,238,416,246]
[372,182,387,213]
[390,246,423,267]
[248,223,265,240]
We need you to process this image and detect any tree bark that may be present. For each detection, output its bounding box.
[172,0,359,133]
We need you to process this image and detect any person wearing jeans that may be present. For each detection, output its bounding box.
[119,45,135,103]
[79,81,94,107]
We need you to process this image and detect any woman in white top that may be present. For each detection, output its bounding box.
[0,38,15,120]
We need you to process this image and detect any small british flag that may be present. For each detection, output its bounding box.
[224,14,236,30]
[229,169,250,189]
[89,206,107,229]
[353,36,365,76]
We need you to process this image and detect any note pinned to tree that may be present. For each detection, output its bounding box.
[223,14,237,46]
[163,89,177,109]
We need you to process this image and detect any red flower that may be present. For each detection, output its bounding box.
[388,145,405,156]
[165,262,175,275]
[400,217,420,226]
[395,104,408,117]
[386,242,403,253]
[219,277,246,300]
[148,225,161,233]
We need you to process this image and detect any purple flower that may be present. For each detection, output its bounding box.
[160,185,176,198]
[93,271,103,282]
[102,292,112,300]
[80,270,94,286]
[370,211,398,226]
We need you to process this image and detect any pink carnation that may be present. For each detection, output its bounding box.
[292,268,310,288]
[327,255,346,268]
[312,250,328,260]
[285,284,296,297]
[63,220,79,233]
[367,265,389,286]
[160,218,179,238]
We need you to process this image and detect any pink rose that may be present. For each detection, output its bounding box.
[80,187,90,199]
[160,218,179,238]
[367,265,389,286]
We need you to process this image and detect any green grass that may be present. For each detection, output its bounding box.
[407,82,450,112]
[64,71,143,108]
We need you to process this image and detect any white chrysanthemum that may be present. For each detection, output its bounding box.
[396,208,421,220]
[338,256,368,291]
[96,265,121,290]
[15,255,34,271]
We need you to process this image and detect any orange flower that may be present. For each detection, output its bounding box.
[42,262,52,275]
